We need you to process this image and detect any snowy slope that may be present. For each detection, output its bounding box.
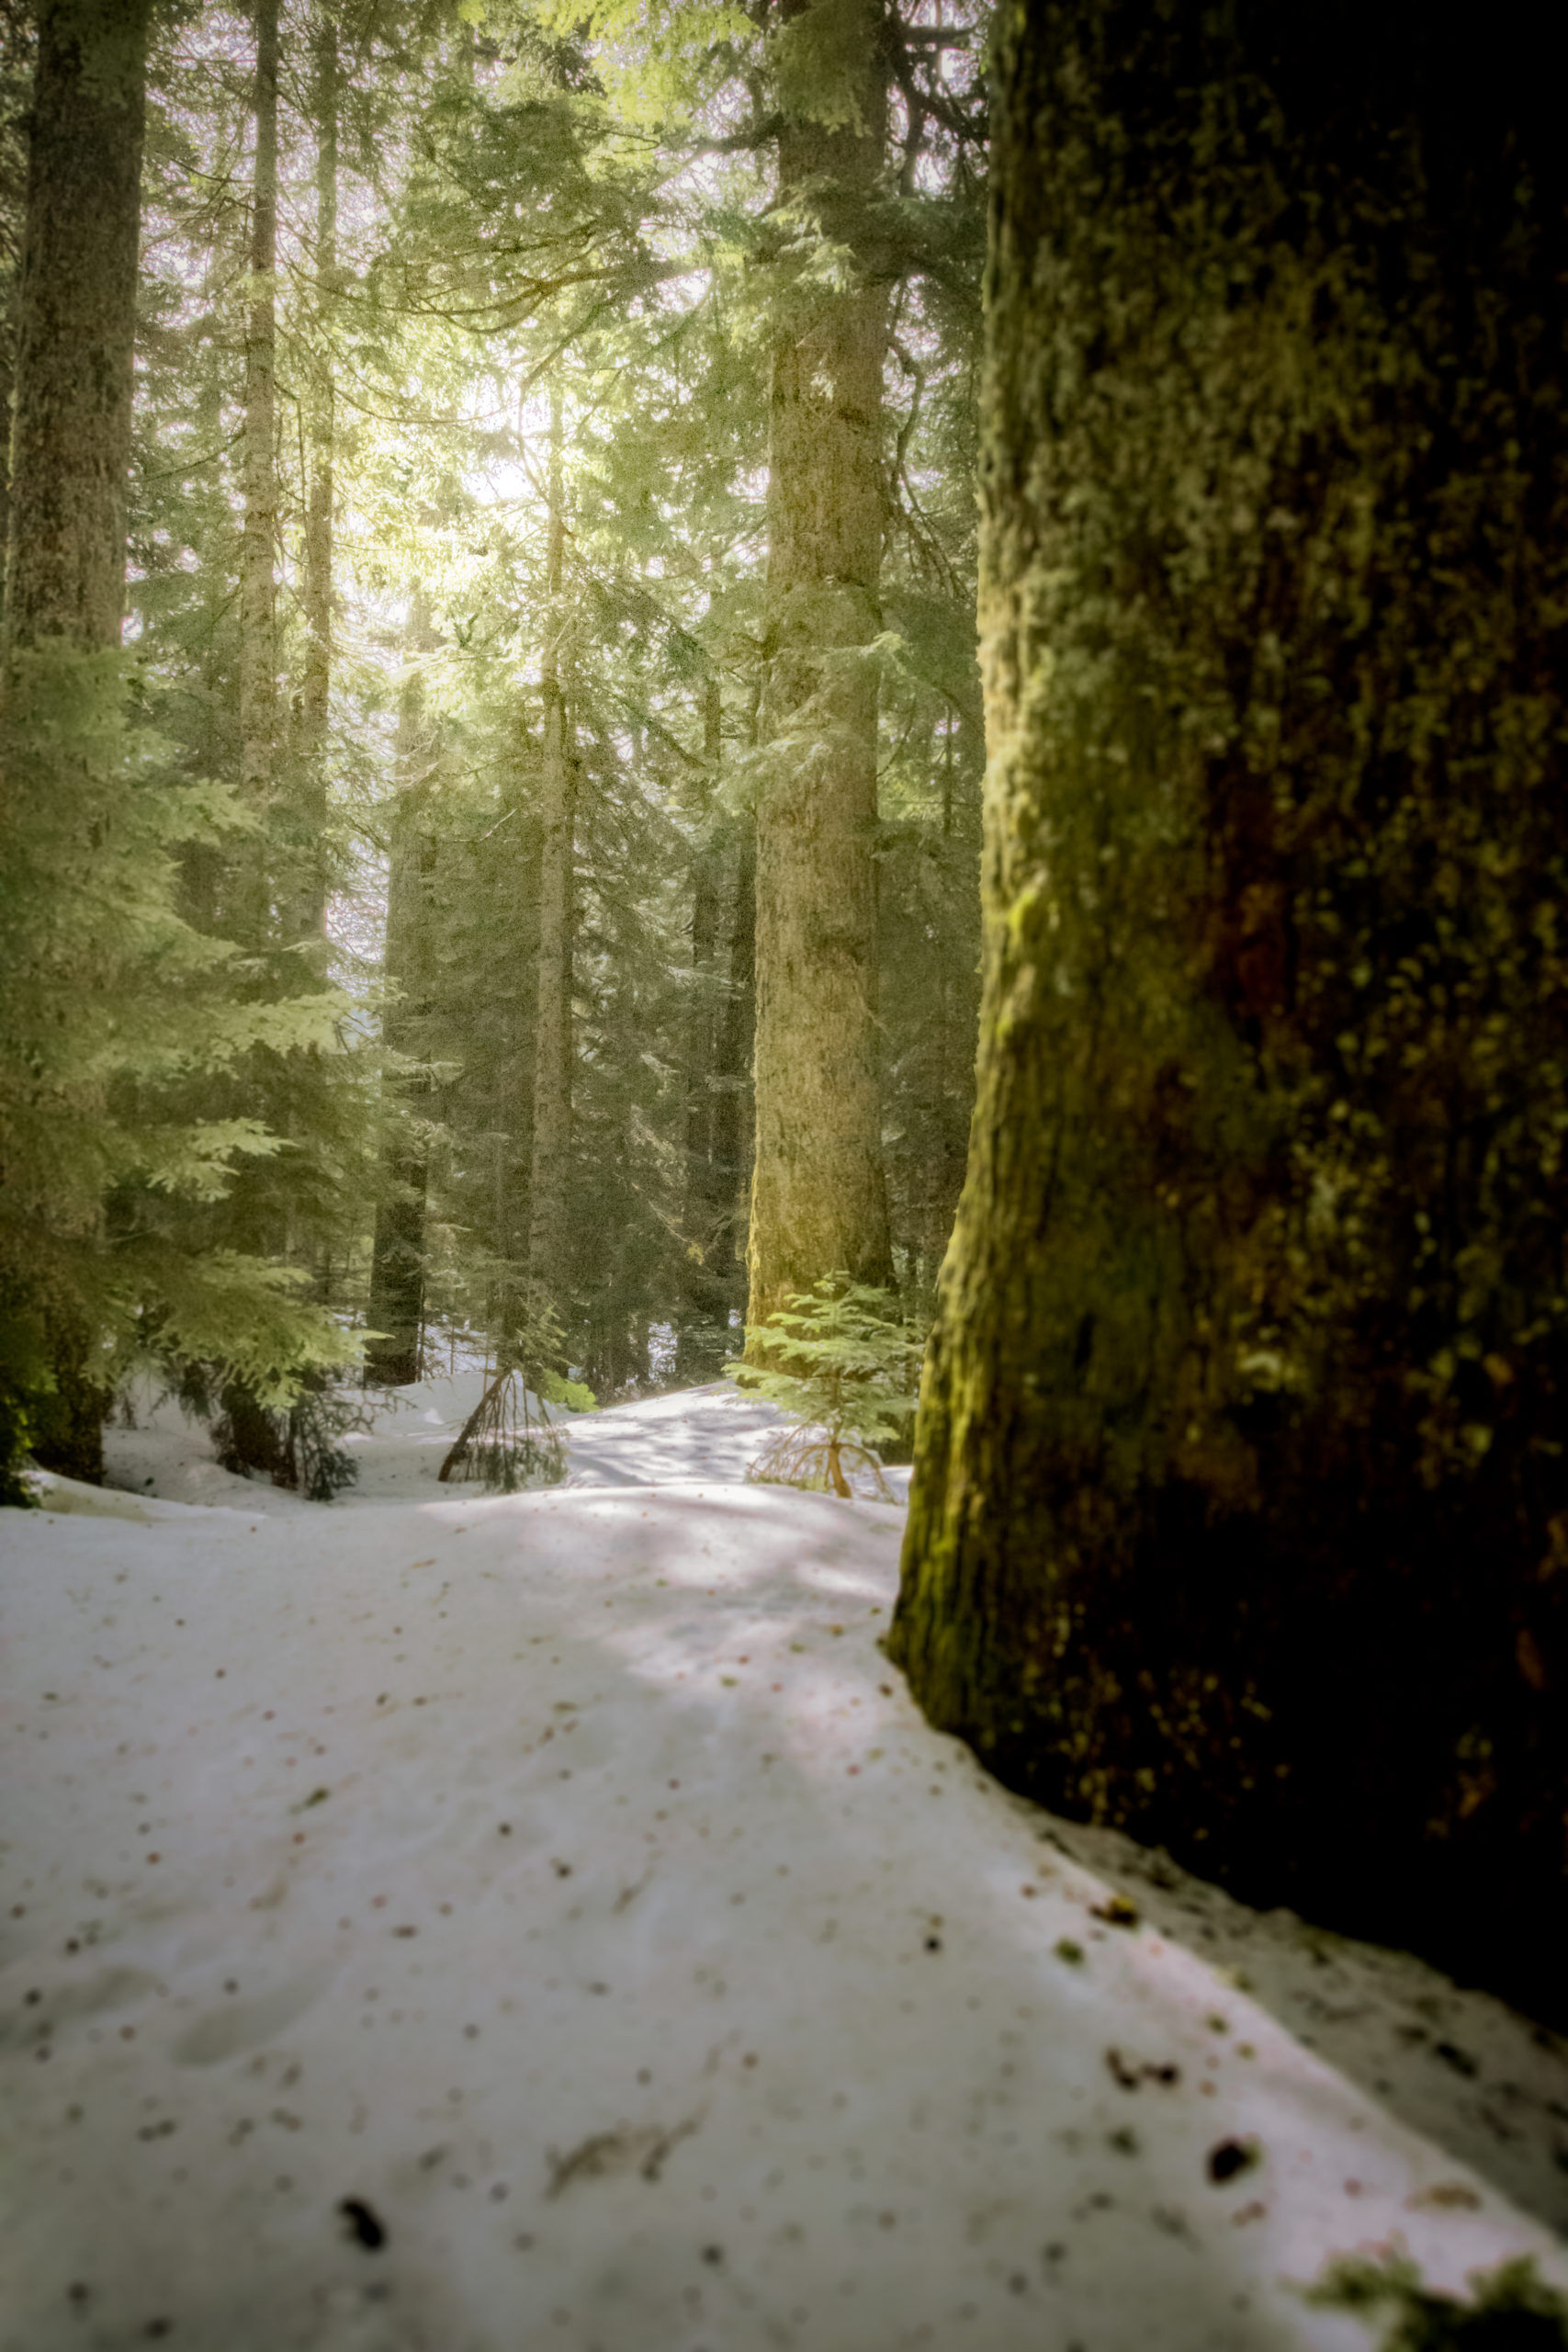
[3,1396,1567,2351]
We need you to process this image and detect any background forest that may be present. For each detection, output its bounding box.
[11,9,1568,2340]
[0,0,984,1490]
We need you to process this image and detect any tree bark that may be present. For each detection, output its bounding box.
[3,0,147,651]
[296,6,336,947]
[716,816,756,1269]
[678,669,734,1379]
[526,390,575,1312]
[889,0,1568,2024]
[1,0,149,1483]
[238,0,278,901]
[366,600,436,1385]
[746,0,892,1335]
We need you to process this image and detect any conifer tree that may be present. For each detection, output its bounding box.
[365,601,438,1384]
[747,0,894,1332]
[239,0,279,905]
[0,0,152,1480]
[526,389,575,1314]
[297,5,338,948]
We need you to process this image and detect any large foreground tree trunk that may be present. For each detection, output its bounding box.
[1,0,150,1482]
[746,0,892,1334]
[889,0,1568,2022]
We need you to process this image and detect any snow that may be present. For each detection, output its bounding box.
[4,1387,1567,2350]
[97,1374,910,1512]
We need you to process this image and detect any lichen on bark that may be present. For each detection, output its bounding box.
[890,0,1568,2018]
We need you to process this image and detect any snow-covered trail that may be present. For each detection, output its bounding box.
[4,1396,1568,2351]
[98,1375,866,1512]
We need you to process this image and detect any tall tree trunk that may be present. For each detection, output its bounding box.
[714,815,756,1282]
[366,600,435,1385]
[238,0,277,926]
[0,8,23,581]
[296,7,336,948]
[180,327,226,934]
[747,0,893,1345]
[746,0,892,1335]
[889,0,1568,2025]
[0,0,150,1481]
[678,670,731,1379]
[0,284,14,609]
[526,390,574,1312]
[3,0,147,650]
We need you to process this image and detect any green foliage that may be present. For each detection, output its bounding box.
[3,0,985,1475]
[177,1361,365,1504]
[729,1277,921,1498]
[440,1292,594,1491]
[441,1369,569,1492]
[1306,2253,1568,2349]
[0,645,353,1489]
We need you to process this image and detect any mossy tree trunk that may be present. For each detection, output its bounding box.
[889,0,1568,2022]
[746,0,893,1335]
[366,602,436,1385]
[1,0,150,1481]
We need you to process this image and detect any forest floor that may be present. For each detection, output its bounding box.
[4,1385,1568,2350]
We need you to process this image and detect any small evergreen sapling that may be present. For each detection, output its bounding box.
[728,1277,921,1499]
[438,1293,595,1491]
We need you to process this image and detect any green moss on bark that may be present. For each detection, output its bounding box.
[890,0,1568,2018]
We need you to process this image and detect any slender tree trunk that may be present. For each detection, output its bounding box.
[238,0,278,922]
[0,0,150,1482]
[889,0,1568,2025]
[714,816,756,1280]
[181,332,225,933]
[526,390,574,1311]
[678,670,731,1379]
[297,7,336,946]
[366,600,435,1385]
[490,729,544,1284]
[746,0,892,1335]
[687,673,722,1179]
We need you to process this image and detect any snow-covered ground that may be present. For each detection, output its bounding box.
[4,1388,1567,2350]
[96,1374,908,1512]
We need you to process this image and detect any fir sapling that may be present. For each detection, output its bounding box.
[728,1277,922,1499]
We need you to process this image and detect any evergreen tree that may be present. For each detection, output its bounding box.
[0,0,153,1483]
[747,0,895,1333]
[0,0,351,1497]
[2,0,987,1489]
[365,596,438,1384]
